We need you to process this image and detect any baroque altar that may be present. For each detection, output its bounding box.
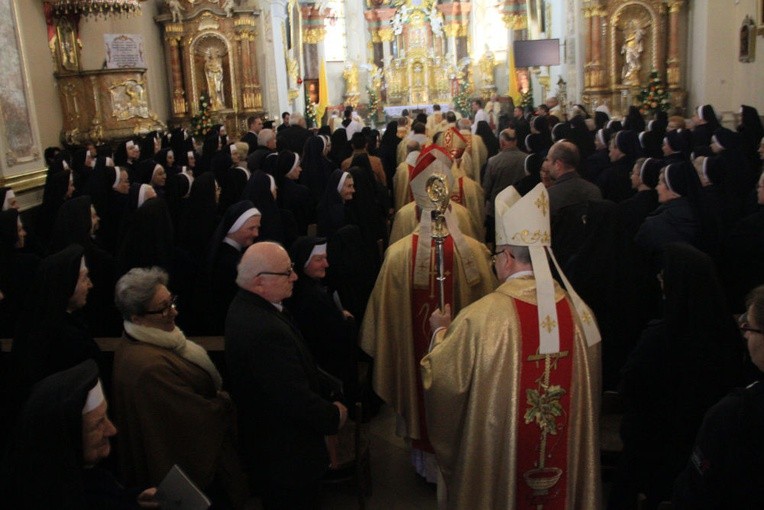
[582,0,687,115]
[362,0,472,107]
[155,0,264,134]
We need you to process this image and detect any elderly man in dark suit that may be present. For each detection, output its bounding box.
[546,140,602,218]
[225,241,347,509]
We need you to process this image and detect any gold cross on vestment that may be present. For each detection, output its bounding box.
[541,314,557,333]
[535,192,549,216]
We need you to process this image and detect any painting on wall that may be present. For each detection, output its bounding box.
[0,0,38,167]
[740,16,757,63]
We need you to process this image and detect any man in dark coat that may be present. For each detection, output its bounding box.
[225,241,348,509]
[241,115,263,154]
[276,112,313,155]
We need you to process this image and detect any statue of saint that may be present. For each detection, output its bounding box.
[621,20,645,86]
[343,61,359,96]
[167,0,184,23]
[478,45,496,87]
[204,48,225,110]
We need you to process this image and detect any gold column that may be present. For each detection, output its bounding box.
[583,2,605,90]
[235,15,261,110]
[166,31,186,115]
[666,0,683,88]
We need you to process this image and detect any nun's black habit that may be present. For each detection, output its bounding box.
[49,197,120,336]
[204,200,258,334]
[0,210,40,338]
[1,359,145,509]
[7,244,101,419]
[286,236,357,398]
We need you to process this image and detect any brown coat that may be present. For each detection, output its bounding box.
[112,337,246,504]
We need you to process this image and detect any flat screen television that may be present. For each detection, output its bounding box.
[513,39,561,68]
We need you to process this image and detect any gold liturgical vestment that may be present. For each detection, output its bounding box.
[389,202,481,246]
[360,233,496,444]
[421,276,602,510]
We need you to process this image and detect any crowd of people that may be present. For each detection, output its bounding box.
[0,98,762,508]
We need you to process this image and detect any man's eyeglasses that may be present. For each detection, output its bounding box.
[144,295,178,317]
[257,263,295,278]
[491,249,508,265]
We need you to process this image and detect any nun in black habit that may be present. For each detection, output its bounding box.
[0,359,158,509]
[691,104,721,155]
[738,104,764,177]
[116,191,173,278]
[582,127,614,183]
[286,236,358,401]
[300,135,337,204]
[204,201,261,333]
[36,168,75,245]
[6,244,101,425]
[317,169,352,238]
[177,172,219,260]
[598,129,641,203]
[275,150,314,235]
[611,243,745,510]
[0,210,40,338]
[49,196,120,336]
[617,157,661,239]
[242,169,292,245]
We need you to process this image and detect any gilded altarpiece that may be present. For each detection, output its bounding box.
[582,0,687,116]
[156,0,264,134]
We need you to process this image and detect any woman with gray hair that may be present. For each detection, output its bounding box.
[112,266,247,508]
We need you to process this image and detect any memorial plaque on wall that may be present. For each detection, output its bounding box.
[104,34,146,69]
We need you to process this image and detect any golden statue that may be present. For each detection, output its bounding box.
[343,61,359,96]
[478,44,496,87]
[204,48,225,110]
[621,20,645,86]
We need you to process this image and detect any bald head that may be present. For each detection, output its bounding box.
[237,242,297,302]
[458,118,471,131]
[406,140,421,153]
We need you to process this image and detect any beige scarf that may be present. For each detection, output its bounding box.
[124,321,223,390]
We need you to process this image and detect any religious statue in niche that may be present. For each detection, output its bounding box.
[478,44,496,88]
[205,48,226,110]
[621,19,645,86]
[343,61,360,96]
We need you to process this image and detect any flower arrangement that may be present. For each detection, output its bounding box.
[453,75,473,118]
[520,89,534,110]
[638,70,671,116]
[305,100,317,128]
[190,92,213,137]
[366,86,381,120]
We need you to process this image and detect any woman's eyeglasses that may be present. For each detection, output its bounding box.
[144,295,178,317]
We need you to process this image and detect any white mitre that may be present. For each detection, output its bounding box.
[495,183,600,354]
[410,145,478,288]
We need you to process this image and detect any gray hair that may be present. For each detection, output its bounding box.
[289,112,304,126]
[458,118,471,130]
[507,245,532,264]
[257,129,275,147]
[114,266,169,320]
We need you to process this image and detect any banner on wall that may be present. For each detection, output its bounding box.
[104,34,146,69]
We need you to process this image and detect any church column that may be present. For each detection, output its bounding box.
[262,0,291,116]
[439,1,471,64]
[164,25,186,118]
[365,8,396,105]
[300,3,327,124]
[236,14,261,111]
[666,0,683,90]
[583,0,605,90]
[502,0,527,99]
